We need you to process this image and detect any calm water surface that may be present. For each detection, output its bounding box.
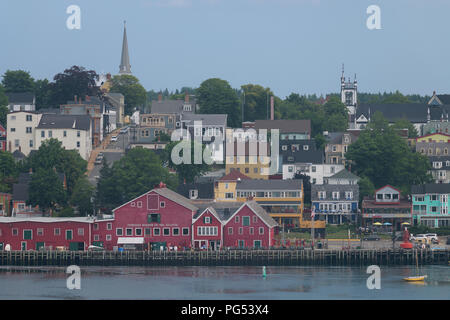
[0,265,448,300]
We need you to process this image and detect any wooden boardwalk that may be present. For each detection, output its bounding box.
[0,249,448,267]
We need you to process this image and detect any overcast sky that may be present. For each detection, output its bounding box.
[0,0,449,98]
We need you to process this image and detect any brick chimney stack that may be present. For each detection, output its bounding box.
[158,93,162,102]
[185,92,189,103]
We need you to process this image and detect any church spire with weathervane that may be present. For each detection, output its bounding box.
[119,21,132,75]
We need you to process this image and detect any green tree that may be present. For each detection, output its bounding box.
[345,112,432,193]
[1,70,35,93]
[392,118,418,138]
[357,175,375,202]
[197,78,241,127]
[110,74,147,115]
[49,65,100,108]
[381,90,410,104]
[26,139,87,196]
[70,175,94,216]
[0,151,19,192]
[96,148,177,211]
[28,168,67,213]
[164,141,212,183]
[0,84,8,107]
[34,78,52,110]
[0,105,8,128]
[241,84,273,122]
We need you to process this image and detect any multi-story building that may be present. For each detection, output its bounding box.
[254,119,311,140]
[324,131,358,165]
[411,183,450,228]
[361,185,412,231]
[7,111,42,156]
[428,156,450,183]
[181,114,228,163]
[416,133,450,157]
[282,150,344,184]
[0,184,278,251]
[35,114,92,160]
[60,96,104,147]
[225,139,272,179]
[311,170,360,224]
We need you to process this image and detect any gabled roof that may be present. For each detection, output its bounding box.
[112,187,199,213]
[255,120,311,134]
[152,187,199,211]
[6,92,35,104]
[219,170,251,182]
[12,150,26,160]
[182,114,227,126]
[327,169,360,181]
[224,201,278,228]
[151,99,196,114]
[37,114,91,131]
[357,103,428,123]
[325,132,358,144]
[12,183,29,201]
[436,95,450,105]
[192,207,221,223]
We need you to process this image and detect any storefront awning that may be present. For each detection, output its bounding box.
[117,237,145,244]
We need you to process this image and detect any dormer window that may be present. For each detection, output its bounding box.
[183,104,192,112]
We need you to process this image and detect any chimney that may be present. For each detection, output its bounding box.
[74,95,78,103]
[86,95,90,102]
[270,96,274,120]
[185,92,189,103]
[29,168,33,175]
[158,93,162,102]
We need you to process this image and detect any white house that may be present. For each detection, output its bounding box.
[283,162,345,184]
[7,111,42,156]
[6,92,36,112]
[35,114,92,160]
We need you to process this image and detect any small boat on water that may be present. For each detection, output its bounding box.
[403,250,427,282]
[403,275,427,282]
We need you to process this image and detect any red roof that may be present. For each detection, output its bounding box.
[219,170,251,182]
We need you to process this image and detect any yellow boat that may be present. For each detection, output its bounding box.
[403,250,427,282]
[403,275,427,282]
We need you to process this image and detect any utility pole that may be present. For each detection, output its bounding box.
[242,90,245,124]
[311,209,315,250]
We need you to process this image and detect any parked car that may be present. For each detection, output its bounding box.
[411,234,428,243]
[94,157,103,165]
[425,233,439,244]
[120,127,129,134]
[363,234,381,241]
[111,135,118,142]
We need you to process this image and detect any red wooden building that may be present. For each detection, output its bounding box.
[222,201,278,249]
[192,208,223,250]
[0,185,278,251]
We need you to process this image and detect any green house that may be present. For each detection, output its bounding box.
[411,184,450,228]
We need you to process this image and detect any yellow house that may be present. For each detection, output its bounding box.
[214,175,322,229]
[416,132,450,143]
[214,170,251,201]
[225,139,271,180]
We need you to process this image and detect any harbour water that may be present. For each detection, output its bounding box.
[0,265,448,300]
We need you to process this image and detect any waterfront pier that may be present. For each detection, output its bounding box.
[0,249,448,267]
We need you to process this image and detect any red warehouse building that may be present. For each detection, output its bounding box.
[0,185,278,251]
[0,217,100,251]
[110,184,198,250]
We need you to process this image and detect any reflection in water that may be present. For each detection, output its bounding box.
[0,265,449,300]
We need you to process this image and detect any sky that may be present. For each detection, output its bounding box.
[0,0,449,98]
